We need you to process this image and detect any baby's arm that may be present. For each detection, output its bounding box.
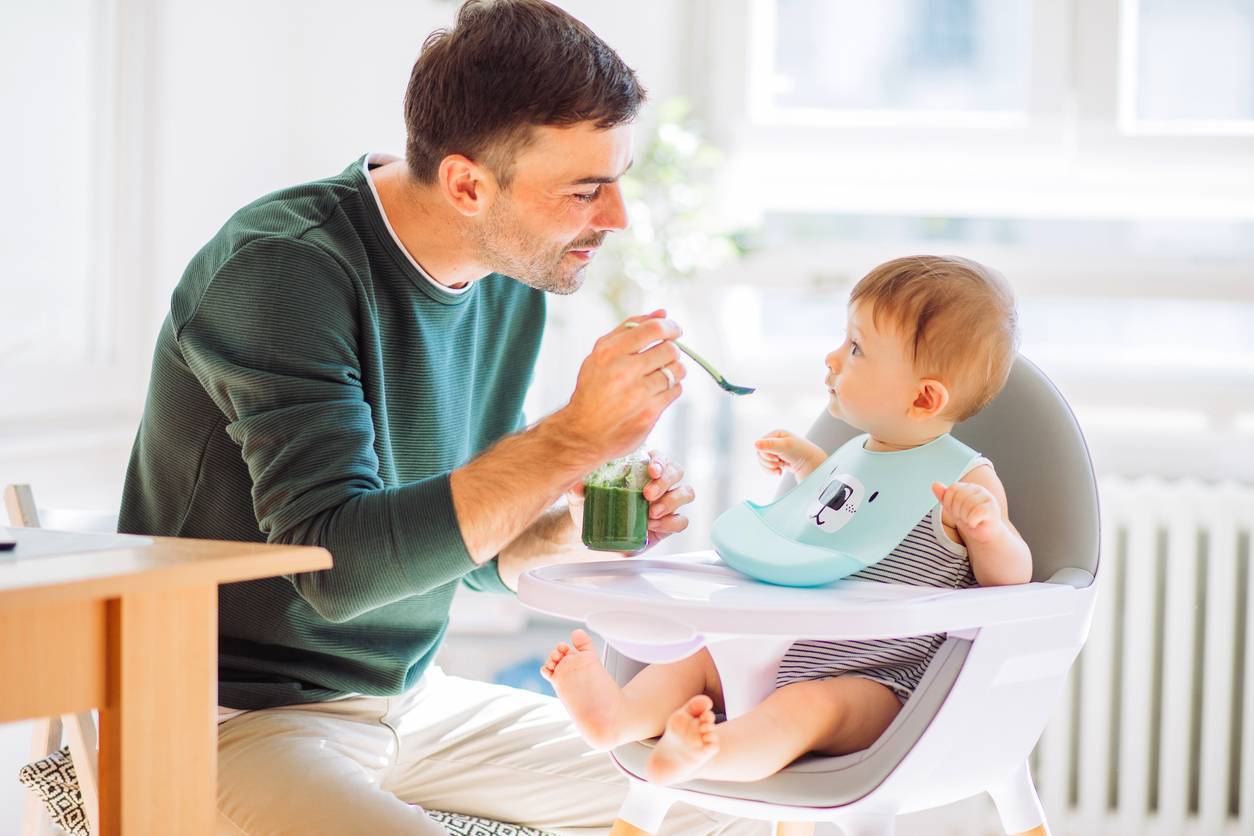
[932,465,1032,586]
[755,430,828,480]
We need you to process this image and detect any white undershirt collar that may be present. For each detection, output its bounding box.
[362,152,472,295]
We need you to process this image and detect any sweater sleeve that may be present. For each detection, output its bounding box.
[460,558,511,594]
[175,236,480,622]
[458,407,531,596]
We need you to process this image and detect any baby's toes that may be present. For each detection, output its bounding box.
[569,629,595,653]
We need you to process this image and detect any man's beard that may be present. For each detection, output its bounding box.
[474,201,605,295]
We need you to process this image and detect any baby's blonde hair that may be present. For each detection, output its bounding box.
[850,255,1019,422]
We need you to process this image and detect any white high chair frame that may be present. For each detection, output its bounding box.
[519,356,1100,836]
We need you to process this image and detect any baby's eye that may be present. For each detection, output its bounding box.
[850,341,861,356]
[572,188,602,203]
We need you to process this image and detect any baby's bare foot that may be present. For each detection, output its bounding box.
[540,629,625,750]
[644,695,720,785]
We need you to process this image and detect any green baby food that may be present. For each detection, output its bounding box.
[582,455,650,552]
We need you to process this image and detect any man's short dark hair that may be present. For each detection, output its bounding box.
[403,0,647,186]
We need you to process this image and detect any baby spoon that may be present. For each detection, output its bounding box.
[624,320,755,396]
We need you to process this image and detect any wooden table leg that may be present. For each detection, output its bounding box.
[98,585,218,835]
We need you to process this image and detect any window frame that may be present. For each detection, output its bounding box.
[690,0,1254,224]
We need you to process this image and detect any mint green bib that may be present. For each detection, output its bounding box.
[712,433,981,587]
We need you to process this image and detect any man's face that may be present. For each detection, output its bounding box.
[472,122,633,294]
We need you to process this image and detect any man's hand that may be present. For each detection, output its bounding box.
[452,310,690,568]
[564,450,694,551]
[754,430,828,481]
[552,310,687,461]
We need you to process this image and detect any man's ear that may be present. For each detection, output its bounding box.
[437,154,496,217]
[910,378,950,420]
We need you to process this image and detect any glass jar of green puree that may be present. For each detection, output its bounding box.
[581,451,650,552]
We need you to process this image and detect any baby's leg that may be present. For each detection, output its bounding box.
[541,629,720,750]
[645,675,900,785]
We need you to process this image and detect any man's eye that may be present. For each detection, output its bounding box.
[573,188,601,203]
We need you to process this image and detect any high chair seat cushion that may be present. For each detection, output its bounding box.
[609,638,969,809]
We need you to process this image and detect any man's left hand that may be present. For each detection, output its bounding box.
[640,449,693,548]
[565,449,694,552]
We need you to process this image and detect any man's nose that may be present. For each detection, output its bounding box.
[592,182,628,232]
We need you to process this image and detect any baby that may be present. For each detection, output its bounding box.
[542,255,1033,785]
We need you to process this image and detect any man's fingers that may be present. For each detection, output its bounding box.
[647,513,690,534]
[607,317,683,355]
[646,449,664,476]
[633,340,682,377]
[648,483,695,519]
[619,310,666,330]
[645,461,684,500]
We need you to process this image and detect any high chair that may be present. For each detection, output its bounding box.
[518,356,1100,836]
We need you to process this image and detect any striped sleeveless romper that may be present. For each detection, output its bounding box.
[773,457,991,704]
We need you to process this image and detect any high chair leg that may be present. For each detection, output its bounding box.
[610,781,674,835]
[987,759,1048,835]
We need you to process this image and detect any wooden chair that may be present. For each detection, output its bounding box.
[5,483,112,836]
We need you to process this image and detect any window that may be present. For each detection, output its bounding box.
[1124,0,1254,133]
[0,0,154,424]
[0,0,98,368]
[762,0,1033,121]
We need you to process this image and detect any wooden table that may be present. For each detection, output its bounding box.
[0,528,331,835]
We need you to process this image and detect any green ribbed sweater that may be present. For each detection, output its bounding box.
[119,156,546,709]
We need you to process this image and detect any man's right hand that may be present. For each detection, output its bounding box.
[552,310,688,461]
[450,311,688,567]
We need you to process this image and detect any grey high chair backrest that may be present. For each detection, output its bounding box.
[779,355,1100,587]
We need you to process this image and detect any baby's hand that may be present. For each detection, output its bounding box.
[931,481,1004,544]
[755,430,827,480]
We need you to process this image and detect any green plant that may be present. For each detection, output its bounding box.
[595,98,753,317]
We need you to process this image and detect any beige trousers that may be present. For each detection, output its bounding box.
[215,666,767,836]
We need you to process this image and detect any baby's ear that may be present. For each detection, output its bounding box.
[910,378,950,420]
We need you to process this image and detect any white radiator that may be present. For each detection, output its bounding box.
[1031,478,1254,836]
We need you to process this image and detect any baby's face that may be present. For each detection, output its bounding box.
[824,302,924,435]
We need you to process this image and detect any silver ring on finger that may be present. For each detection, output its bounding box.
[660,365,677,390]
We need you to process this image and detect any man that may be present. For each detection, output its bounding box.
[120,1,754,833]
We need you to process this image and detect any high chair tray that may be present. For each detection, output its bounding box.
[518,551,1085,641]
